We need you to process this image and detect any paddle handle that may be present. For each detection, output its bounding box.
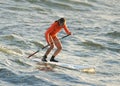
[61,34,70,39]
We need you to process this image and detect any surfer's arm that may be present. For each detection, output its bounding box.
[63,24,71,35]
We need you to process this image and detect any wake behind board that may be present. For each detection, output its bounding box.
[32,58,95,73]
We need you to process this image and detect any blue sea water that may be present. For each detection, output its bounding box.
[0,0,120,86]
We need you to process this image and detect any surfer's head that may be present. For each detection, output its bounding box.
[58,18,66,26]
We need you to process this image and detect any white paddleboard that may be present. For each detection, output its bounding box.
[32,58,95,73]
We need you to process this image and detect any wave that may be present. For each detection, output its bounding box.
[41,0,74,10]
[81,39,120,52]
[69,0,94,7]
[105,40,120,52]
[105,31,120,38]
[30,40,44,48]
[0,44,23,56]
[24,0,94,11]
[1,34,44,48]
[0,68,52,85]
[8,59,31,67]
[82,40,105,49]
[1,0,116,13]
[1,34,17,40]
[0,34,26,55]
[1,34,30,49]
[0,34,45,56]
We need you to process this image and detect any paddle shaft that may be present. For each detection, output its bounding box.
[27,35,70,58]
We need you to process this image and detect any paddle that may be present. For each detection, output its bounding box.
[27,35,70,58]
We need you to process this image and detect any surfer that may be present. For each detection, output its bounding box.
[42,18,71,62]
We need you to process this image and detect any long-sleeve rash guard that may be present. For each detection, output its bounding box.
[45,21,71,44]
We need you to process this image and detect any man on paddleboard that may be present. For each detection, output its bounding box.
[42,18,71,62]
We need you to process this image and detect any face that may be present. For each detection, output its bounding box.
[59,20,66,26]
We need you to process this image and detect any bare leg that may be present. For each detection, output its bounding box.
[50,37,62,62]
[53,37,62,57]
[44,44,54,56]
[42,36,54,62]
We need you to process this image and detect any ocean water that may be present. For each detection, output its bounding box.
[0,0,120,86]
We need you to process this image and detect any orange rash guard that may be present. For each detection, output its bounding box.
[45,21,71,44]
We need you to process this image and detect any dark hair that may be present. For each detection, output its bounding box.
[59,18,65,23]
